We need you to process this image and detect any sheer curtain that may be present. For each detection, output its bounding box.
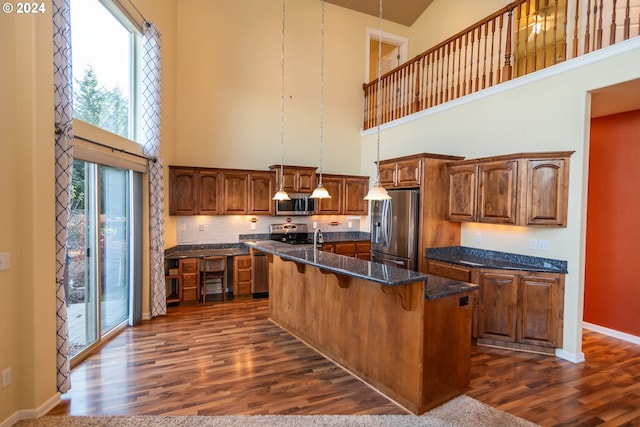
[142,23,166,317]
[52,0,73,393]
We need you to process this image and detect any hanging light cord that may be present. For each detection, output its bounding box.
[375,0,383,183]
[318,0,325,186]
[279,0,286,188]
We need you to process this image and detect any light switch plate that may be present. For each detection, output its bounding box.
[0,253,9,271]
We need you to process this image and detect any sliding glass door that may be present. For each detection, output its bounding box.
[66,159,140,359]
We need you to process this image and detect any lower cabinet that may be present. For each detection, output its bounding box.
[234,255,252,298]
[426,259,564,354]
[179,258,200,302]
[322,241,371,260]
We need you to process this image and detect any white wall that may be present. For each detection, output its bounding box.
[360,39,640,361]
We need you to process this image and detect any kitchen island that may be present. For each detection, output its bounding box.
[247,241,478,414]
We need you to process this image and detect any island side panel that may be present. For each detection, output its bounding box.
[268,255,425,413]
[421,291,475,412]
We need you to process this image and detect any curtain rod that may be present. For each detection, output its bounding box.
[74,134,156,163]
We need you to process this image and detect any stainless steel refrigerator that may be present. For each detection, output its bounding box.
[370,188,420,270]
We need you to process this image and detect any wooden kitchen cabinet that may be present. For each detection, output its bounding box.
[270,165,317,193]
[248,171,275,215]
[378,157,421,188]
[179,258,200,302]
[446,151,573,227]
[198,169,221,215]
[234,255,252,298]
[221,171,249,214]
[317,174,369,215]
[425,258,565,353]
[169,167,198,215]
[322,241,371,260]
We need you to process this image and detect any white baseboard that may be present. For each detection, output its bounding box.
[583,322,640,345]
[0,393,60,427]
[142,311,151,320]
[555,348,586,364]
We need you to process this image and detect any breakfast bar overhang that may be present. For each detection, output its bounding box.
[247,241,479,414]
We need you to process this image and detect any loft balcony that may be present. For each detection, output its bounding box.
[362,0,640,129]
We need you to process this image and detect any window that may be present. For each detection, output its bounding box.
[70,0,135,139]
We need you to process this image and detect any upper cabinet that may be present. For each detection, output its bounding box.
[379,157,422,188]
[317,174,369,215]
[169,166,275,216]
[269,165,317,193]
[446,151,573,227]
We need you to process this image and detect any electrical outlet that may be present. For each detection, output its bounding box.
[313,222,318,229]
[530,239,538,250]
[348,221,352,228]
[0,252,9,271]
[199,224,205,231]
[538,239,550,251]
[251,222,256,230]
[2,367,11,388]
[475,233,482,243]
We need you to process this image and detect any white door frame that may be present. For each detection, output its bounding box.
[365,28,409,82]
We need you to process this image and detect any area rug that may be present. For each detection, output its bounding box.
[13,395,538,426]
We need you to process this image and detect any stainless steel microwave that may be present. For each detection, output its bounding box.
[274,193,317,216]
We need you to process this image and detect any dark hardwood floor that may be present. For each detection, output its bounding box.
[49,299,640,426]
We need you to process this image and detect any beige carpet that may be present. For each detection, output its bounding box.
[14,395,537,426]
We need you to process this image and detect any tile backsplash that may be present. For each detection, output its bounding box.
[176,215,363,245]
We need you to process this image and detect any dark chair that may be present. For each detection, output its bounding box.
[200,256,227,303]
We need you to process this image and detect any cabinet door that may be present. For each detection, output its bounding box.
[333,242,356,257]
[518,275,563,348]
[169,167,198,215]
[378,162,396,188]
[344,177,369,215]
[446,164,477,222]
[179,258,200,302]
[249,171,275,215]
[477,160,518,224]
[317,176,343,214]
[524,159,568,226]
[198,170,220,215]
[234,255,252,297]
[395,159,421,187]
[280,167,298,192]
[222,172,249,214]
[356,242,371,260]
[296,168,317,193]
[321,243,336,253]
[477,271,518,343]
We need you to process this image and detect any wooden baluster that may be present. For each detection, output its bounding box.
[455,38,462,98]
[391,70,397,121]
[474,27,481,91]
[444,43,450,102]
[623,0,640,40]
[427,52,434,108]
[463,33,470,93]
[527,0,534,73]
[559,0,567,62]
[573,0,580,57]
[489,18,496,87]
[596,0,604,49]
[497,13,504,82]
[610,0,617,44]
[542,0,549,69]
[436,47,442,105]
[504,6,514,80]
[414,57,422,112]
[469,29,475,92]
[482,22,488,89]
[585,0,592,53]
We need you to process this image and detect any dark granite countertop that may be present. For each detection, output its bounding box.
[246,241,478,300]
[165,244,249,259]
[426,246,568,274]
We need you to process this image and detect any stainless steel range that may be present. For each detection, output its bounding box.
[269,223,314,245]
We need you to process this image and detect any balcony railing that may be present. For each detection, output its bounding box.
[363,0,640,129]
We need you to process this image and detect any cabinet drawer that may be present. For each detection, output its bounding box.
[236,257,252,269]
[334,242,356,256]
[236,269,252,282]
[182,286,198,302]
[236,283,252,296]
[426,260,472,282]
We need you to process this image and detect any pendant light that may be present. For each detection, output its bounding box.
[310,0,331,199]
[364,0,391,201]
[273,0,291,201]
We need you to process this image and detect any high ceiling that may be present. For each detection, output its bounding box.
[325,0,434,26]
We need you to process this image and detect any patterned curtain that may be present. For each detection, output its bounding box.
[142,23,166,317]
[52,0,73,393]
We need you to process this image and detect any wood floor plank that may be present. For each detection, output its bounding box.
[48,299,640,426]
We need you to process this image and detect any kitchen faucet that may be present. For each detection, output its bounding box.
[313,228,324,251]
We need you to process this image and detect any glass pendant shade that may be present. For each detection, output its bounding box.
[272,188,290,201]
[310,182,331,199]
[364,180,391,200]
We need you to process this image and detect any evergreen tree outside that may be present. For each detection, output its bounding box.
[74,65,130,139]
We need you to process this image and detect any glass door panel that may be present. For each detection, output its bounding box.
[66,160,99,358]
[100,166,130,334]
